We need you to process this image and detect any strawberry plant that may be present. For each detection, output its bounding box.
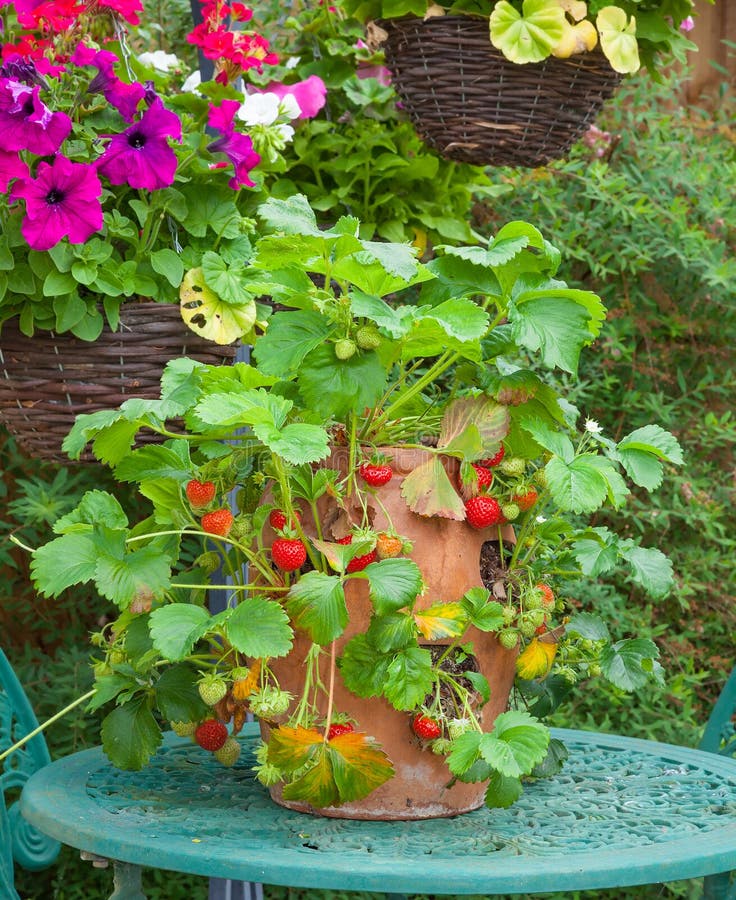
[23,194,682,815]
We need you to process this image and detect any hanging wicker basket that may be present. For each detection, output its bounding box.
[379,15,622,167]
[0,302,236,463]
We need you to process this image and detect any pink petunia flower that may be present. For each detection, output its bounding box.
[98,0,143,25]
[0,78,72,154]
[96,96,181,191]
[11,154,103,250]
[207,99,260,189]
[680,15,695,33]
[257,75,327,120]
[0,149,29,191]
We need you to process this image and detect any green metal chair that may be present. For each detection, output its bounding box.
[0,649,60,900]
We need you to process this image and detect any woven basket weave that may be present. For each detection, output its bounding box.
[379,15,621,167]
[0,302,236,463]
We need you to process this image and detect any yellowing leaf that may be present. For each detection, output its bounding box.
[180,267,256,345]
[557,0,586,21]
[329,731,395,802]
[490,0,566,64]
[597,7,639,74]
[282,745,340,808]
[267,725,323,773]
[516,638,557,680]
[400,456,466,520]
[552,19,597,56]
[414,602,468,640]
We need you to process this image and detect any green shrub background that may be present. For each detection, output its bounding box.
[2,57,734,900]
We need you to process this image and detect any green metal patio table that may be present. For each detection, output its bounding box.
[19,723,736,899]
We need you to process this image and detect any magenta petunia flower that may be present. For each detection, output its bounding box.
[72,46,145,122]
[96,97,181,191]
[0,149,29,191]
[207,100,260,189]
[0,78,72,154]
[11,154,103,251]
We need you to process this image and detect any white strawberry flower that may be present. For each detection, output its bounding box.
[585,418,603,434]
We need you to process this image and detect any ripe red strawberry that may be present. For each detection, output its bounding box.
[194,718,228,752]
[376,532,403,559]
[536,583,555,608]
[186,479,216,507]
[479,446,505,467]
[412,714,442,740]
[272,537,307,571]
[201,508,234,537]
[327,722,355,740]
[514,489,539,511]
[471,464,493,490]
[336,535,353,545]
[359,461,393,487]
[347,549,377,573]
[464,496,503,529]
[269,508,301,531]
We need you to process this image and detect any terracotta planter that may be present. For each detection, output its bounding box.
[263,447,517,820]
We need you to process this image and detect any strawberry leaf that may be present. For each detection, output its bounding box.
[286,571,348,644]
[52,490,129,534]
[338,634,393,698]
[101,696,163,770]
[148,604,211,661]
[252,310,332,378]
[282,746,340,808]
[267,725,324,773]
[617,541,674,598]
[400,456,466,520]
[383,646,434,710]
[545,454,610,513]
[312,538,375,572]
[224,596,293,658]
[484,772,524,809]
[154,664,206,723]
[30,532,100,597]
[461,589,505,632]
[366,612,417,652]
[479,711,550,777]
[364,558,423,615]
[328,732,395,802]
[600,638,662,691]
[94,545,172,609]
[299,344,387,419]
[439,395,509,458]
[113,446,192,485]
[414,602,468,640]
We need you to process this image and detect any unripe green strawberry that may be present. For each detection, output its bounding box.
[334,339,357,360]
[254,762,283,787]
[198,674,228,707]
[527,608,547,627]
[535,467,548,488]
[229,515,253,541]
[170,720,198,737]
[356,326,381,350]
[249,685,292,718]
[214,736,242,767]
[447,718,473,740]
[501,502,520,521]
[93,661,112,678]
[502,605,517,625]
[524,591,543,611]
[430,737,453,755]
[519,617,538,638]
[499,457,526,477]
[588,663,602,677]
[499,629,519,650]
[254,740,270,766]
[195,550,221,573]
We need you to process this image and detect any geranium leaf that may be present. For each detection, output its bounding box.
[286,571,348,644]
[101,697,163,770]
[364,558,424,615]
[400,456,466,520]
[180,267,255,344]
[151,248,184,288]
[597,7,640,74]
[329,732,395,802]
[258,194,320,235]
[148,604,211,661]
[414,602,468,640]
[490,0,566,64]
[224,596,293,658]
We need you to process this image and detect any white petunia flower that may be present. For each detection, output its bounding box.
[584,418,603,434]
[285,55,301,69]
[238,93,281,126]
[181,70,202,93]
[279,94,301,120]
[138,50,180,73]
[273,123,295,142]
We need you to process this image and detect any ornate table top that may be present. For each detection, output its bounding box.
[19,724,736,895]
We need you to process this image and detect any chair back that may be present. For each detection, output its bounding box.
[0,649,61,898]
[699,666,736,757]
